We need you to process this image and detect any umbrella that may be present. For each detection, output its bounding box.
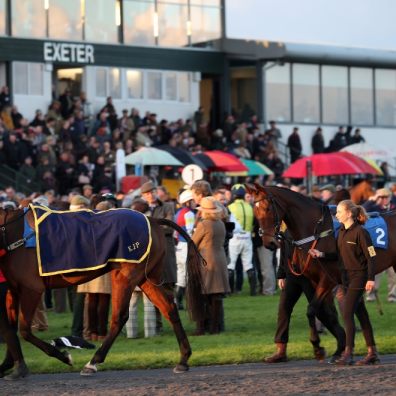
[124,147,183,166]
[226,159,274,176]
[193,150,248,172]
[283,152,379,178]
[340,143,394,161]
[336,152,382,175]
[157,145,208,170]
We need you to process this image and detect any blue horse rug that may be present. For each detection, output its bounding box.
[329,206,388,249]
[29,204,152,276]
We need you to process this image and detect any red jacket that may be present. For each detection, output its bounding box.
[0,269,6,283]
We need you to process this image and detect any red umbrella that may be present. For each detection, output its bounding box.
[336,152,382,175]
[283,152,379,178]
[194,150,248,172]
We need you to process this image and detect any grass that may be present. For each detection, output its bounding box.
[1,279,395,374]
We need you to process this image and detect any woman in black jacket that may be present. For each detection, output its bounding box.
[309,200,379,365]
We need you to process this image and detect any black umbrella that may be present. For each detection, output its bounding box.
[158,145,208,171]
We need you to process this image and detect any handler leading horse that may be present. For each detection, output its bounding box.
[246,183,396,357]
[0,206,205,378]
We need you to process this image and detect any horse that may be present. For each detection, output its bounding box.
[0,206,205,378]
[349,179,375,204]
[246,183,396,348]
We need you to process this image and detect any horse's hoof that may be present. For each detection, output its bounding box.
[173,364,189,374]
[314,347,326,362]
[63,351,73,366]
[3,362,29,381]
[80,362,97,376]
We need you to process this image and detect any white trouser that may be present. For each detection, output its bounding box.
[256,245,276,295]
[367,267,396,300]
[126,291,156,338]
[175,241,187,288]
[227,233,253,272]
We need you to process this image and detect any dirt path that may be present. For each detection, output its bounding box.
[1,355,395,396]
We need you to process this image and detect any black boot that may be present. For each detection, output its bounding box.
[176,287,185,310]
[247,269,257,296]
[228,269,235,294]
[209,296,222,334]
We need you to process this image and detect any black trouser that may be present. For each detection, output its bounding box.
[274,273,343,348]
[87,293,110,337]
[0,282,23,365]
[342,271,375,349]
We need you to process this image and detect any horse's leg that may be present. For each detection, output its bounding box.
[0,288,25,378]
[18,289,72,367]
[140,280,191,373]
[81,267,135,376]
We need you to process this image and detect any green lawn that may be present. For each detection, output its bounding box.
[1,280,395,374]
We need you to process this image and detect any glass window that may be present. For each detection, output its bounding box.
[157,3,188,47]
[292,64,320,123]
[96,68,107,97]
[123,1,155,46]
[190,0,220,5]
[12,0,46,38]
[0,0,6,35]
[147,71,162,100]
[178,72,190,102]
[30,63,43,95]
[13,63,28,94]
[322,66,348,125]
[48,0,82,41]
[85,0,117,43]
[13,62,43,95]
[265,63,291,122]
[351,67,374,125]
[164,72,177,101]
[375,69,396,126]
[109,68,121,99]
[126,69,143,99]
[190,5,221,44]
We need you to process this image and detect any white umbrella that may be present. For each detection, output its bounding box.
[124,147,183,166]
[341,143,394,161]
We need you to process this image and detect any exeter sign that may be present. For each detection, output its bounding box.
[44,42,95,64]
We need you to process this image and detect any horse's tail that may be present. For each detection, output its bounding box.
[157,218,205,322]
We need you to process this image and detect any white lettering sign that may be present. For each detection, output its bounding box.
[43,42,95,64]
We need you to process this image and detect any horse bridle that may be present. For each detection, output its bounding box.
[254,194,283,241]
[0,208,33,253]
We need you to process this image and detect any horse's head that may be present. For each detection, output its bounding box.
[245,183,281,251]
[0,208,25,257]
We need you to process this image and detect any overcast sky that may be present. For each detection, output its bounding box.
[225,0,396,51]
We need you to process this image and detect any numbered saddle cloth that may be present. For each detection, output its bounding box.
[332,213,388,249]
[29,204,151,276]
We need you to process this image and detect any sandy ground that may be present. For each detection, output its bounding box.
[0,355,395,396]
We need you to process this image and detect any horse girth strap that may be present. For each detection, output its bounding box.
[288,239,318,277]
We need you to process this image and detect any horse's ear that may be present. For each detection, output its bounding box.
[245,183,257,194]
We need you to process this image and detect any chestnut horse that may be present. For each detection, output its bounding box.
[246,183,396,356]
[0,207,204,378]
[349,180,375,204]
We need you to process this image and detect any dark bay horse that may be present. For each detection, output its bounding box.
[246,183,396,343]
[0,207,204,378]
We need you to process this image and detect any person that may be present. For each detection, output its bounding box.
[125,198,157,339]
[140,180,177,333]
[319,184,336,205]
[287,127,302,163]
[174,189,196,310]
[265,217,348,364]
[192,197,230,334]
[227,184,256,296]
[311,127,325,154]
[309,200,380,365]
[362,187,396,303]
[0,269,29,380]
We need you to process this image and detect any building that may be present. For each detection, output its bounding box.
[1,0,396,168]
